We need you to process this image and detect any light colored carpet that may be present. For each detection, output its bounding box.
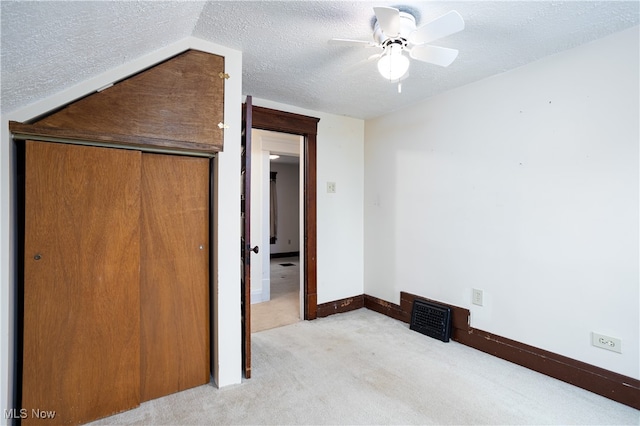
[90,308,638,425]
[251,257,300,333]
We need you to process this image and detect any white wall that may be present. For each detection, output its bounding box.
[252,99,365,304]
[249,130,269,304]
[271,162,301,255]
[0,38,243,421]
[364,26,639,379]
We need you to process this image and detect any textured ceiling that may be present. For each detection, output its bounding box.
[1,1,638,119]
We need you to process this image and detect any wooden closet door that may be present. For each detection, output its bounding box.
[23,141,141,425]
[140,153,210,401]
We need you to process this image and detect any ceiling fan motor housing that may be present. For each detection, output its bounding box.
[373,11,416,45]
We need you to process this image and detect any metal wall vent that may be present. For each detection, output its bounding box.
[410,299,452,342]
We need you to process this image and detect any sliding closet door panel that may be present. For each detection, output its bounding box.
[23,141,141,425]
[140,153,210,402]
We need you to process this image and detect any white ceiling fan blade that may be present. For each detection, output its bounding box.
[329,38,378,48]
[373,6,400,37]
[409,10,465,45]
[345,53,382,73]
[410,45,459,67]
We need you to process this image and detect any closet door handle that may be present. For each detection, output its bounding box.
[248,245,259,254]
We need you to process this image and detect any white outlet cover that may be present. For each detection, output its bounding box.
[591,332,622,353]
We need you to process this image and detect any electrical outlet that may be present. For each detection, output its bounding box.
[472,289,483,306]
[591,332,622,353]
[327,182,336,193]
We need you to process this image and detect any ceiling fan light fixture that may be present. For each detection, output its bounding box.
[377,43,410,81]
[331,7,464,84]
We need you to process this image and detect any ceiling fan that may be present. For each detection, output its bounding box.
[330,6,465,88]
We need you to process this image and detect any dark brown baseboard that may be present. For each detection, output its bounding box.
[317,295,364,317]
[320,292,640,410]
[363,294,406,321]
[270,251,300,259]
[457,328,640,409]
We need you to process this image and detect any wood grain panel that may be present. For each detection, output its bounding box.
[33,50,225,152]
[140,153,210,401]
[23,141,141,425]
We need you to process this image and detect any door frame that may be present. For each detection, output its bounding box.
[251,106,319,320]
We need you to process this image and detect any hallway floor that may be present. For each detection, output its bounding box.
[251,256,300,333]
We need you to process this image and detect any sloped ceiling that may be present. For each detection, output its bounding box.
[1,1,638,119]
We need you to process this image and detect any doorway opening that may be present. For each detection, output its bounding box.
[250,130,302,332]
[248,104,320,323]
[241,101,319,378]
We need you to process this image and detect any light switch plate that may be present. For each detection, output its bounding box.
[472,288,483,306]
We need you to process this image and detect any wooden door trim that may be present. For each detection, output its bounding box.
[241,97,253,378]
[10,121,218,157]
[251,106,319,320]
